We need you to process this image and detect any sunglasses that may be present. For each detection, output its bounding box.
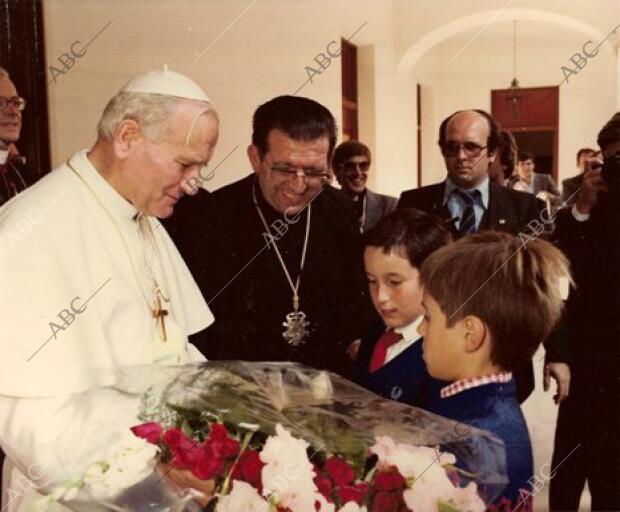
[341,161,370,174]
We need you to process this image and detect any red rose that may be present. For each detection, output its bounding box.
[314,473,333,501]
[371,491,403,512]
[130,422,163,444]
[191,446,224,480]
[335,482,369,505]
[163,428,201,469]
[324,456,355,486]
[232,449,264,489]
[374,470,406,491]
[207,423,240,459]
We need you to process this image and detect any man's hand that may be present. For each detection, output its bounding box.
[158,463,215,507]
[575,157,608,214]
[543,362,571,404]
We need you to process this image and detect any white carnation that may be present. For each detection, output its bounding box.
[219,481,268,512]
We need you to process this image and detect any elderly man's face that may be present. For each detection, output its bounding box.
[249,129,330,215]
[0,77,22,144]
[126,103,219,218]
[442,111,495,188]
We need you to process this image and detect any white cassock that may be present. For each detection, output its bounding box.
[0,150,214,510]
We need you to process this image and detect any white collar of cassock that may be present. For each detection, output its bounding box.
[69,150,139,223]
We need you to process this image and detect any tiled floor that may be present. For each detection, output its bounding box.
[521,347,591,511]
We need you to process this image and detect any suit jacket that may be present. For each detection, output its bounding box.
[551,201,620,390]
[511,173,561,196]
[397,180,545,403]
[397,180,544,240]
[561,174,583,207]
[164,175,377,379]
[363,189,398,232]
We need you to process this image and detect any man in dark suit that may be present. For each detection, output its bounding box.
[397,109,568,404]
[549,115,620,511]
[333,140,397,232]
[561,147,596,208]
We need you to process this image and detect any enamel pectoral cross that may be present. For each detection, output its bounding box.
[153,296,169,342]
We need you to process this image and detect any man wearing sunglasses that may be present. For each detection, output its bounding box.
[398,109,555,405]
[333,140,397,233]
[0,67,36,207]
[168,95,375,379]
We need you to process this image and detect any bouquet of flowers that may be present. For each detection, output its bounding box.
[36,362,507,512]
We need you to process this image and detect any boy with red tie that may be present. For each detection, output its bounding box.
[355,208,452,405]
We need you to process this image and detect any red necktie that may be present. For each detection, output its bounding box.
[369,330,403,372]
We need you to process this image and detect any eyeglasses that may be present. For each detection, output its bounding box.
[442,141,487,158]
[340,160,370,174]
[0,96,26,112]
[269,165,330,184]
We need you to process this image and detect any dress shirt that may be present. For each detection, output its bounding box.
[385,316,424,365]
[443,176,489,231]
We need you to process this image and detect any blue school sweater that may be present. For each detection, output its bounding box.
[425,379,534,509]
[355,322,441,407]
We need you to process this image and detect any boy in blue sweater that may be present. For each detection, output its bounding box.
[355,208,451,406]
[418,232,570,509]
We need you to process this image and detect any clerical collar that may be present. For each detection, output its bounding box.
[71,150,138,221]
[346,189,366,202]
[440,371,513,399]
[0,148,8,165]
[443,176,490,209]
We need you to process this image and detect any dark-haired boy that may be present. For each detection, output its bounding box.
[355,208,452,406]
[418,232,570,508]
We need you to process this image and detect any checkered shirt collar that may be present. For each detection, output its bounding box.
[440,371,513,399]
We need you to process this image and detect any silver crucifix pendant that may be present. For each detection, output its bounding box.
[282,310,310,346]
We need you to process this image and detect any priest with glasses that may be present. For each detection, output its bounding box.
[168,95,375,379]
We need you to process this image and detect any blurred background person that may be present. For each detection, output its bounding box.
[0,67,37,207]
[333,140,397,233]
[510,151,561,214]
[488,129,518,186]
[562,147,596,208]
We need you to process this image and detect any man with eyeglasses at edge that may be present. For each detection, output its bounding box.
[0,67,37,207]
[332,140,397,233]
[167,95,375,379]
[397,109,568,405]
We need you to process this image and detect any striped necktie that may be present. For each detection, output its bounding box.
[454,189,481,235]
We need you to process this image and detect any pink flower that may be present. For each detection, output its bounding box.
[130,422,163,445]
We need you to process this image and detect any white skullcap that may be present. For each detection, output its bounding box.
[122,65,210,102]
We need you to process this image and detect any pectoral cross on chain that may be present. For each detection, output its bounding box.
[153,296,168,342]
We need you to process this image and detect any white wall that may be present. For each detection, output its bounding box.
[42,0,619,197]
[42,0,404,195]
[414,19,617,187]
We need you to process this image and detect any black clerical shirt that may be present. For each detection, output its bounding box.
[165,174,376,378]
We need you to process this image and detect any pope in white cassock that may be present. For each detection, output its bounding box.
[0,68,219,510]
